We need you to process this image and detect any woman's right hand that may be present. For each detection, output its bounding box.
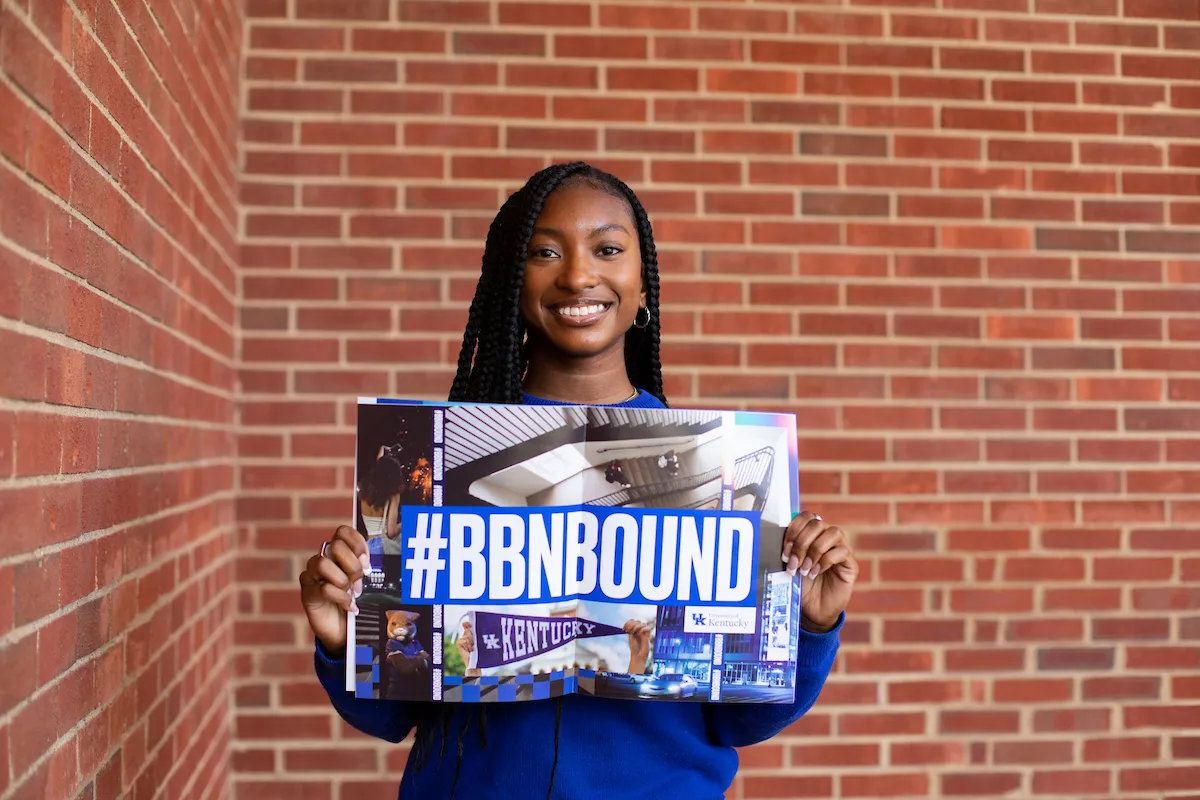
[299,525,371,655]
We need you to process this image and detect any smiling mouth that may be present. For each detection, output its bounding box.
[551,302,612,325]
[556,302,610,317]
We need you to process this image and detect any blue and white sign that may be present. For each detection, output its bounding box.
[401,505,761,608]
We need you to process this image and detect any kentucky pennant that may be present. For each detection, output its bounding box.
[466,610,625,670]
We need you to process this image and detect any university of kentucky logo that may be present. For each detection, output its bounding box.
[466,610,625,669]
[683,606,757,635]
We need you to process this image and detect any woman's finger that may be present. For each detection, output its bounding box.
[320,580,354,614]
[299,554,324,590]
[781,512,822,562]
[328,537,365,589]
[800,527,845,578]
[333,525,371,574]
[314,551,354,591]
[783,516,825,572]
[815,544,858,581]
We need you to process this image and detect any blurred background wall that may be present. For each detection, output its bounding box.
[0,1,241,799]
[2,0,1199,799]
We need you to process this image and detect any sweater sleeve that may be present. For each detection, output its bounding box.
[703,613,842,748]
[314,639,420,744]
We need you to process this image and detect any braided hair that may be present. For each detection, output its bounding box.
[448,161,667,406]
[409,163,668,798]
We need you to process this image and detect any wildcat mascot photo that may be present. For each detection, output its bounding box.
[384,609,430,700]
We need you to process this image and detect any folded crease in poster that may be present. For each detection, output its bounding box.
[346,398,803,705]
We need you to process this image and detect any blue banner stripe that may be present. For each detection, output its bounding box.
[401,505,761,608]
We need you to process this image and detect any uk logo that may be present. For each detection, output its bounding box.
[691,613,707,626]
[481,634,501,650]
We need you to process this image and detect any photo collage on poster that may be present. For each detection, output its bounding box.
[347,399,803,705]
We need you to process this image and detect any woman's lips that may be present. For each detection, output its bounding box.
[551,302,611,326]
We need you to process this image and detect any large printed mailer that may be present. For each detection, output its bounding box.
[345,399,804,705]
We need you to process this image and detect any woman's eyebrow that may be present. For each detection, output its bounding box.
[589,223,632,238]
[531,224,632,238]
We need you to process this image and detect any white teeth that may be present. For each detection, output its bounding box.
[558,304,607,317]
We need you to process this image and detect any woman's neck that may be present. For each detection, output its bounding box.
[522,345,636,405]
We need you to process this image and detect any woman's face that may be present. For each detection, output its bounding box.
[519,185,645,361]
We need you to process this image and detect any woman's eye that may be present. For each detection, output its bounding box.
[598,246,623,257]
[530,248,557,259]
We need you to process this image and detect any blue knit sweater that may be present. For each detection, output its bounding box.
[314,389,842,799]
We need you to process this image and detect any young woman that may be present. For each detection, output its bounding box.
[298,163,859,799]
[358,445,404,556]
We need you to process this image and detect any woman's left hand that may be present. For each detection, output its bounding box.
[781,511,859,633]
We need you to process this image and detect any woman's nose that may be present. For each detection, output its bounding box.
[554,250,600,293]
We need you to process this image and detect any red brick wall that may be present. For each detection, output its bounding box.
[235,2,1200,799]
[0,1,241,798]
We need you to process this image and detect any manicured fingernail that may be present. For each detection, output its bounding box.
[787,565,797,577]
[787,555,799,573]
[814,514,821,521]
[810,566,820,579]
[353,578,362,598]
[359,554,371,573]
[782,542,792,560]
[800,558,813,576]
[350,599,360,615]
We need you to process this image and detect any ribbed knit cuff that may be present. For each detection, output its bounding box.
[795,611,844,670]
[314,637,347,672]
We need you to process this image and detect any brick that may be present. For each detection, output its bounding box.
[893,14,977,38]
[304,57,396,83]
[805,72,893,98]
[554,33,645,60]
[599,5,689,30]
[1084,737,1161,763]
[940,166,1024,191]
[940,711,1021,735]
[498,2,590,26]
[840,711,929,735]
[992,677,1073,704]
[803,192,890,217]
[940,46,1026,73]
[407,61,497,86]
[606,128,695,154]
[750,162,841,188]
[744,776,833,798]
[709,68,798,95]
[753,39,842,66]
[1032,50,1115,75]
[247,87,342,113]
[792,743,879,767]
[296,0,386,18]
[454,32,545,57]
[891,742,967,766]
[986,315,1074,340]
[608,66,697,93]
[994,741,1074,765]
[349,30,441,54]
[988,18,1070,43]
[351,89,443,116]
[704,130,794,156]
[842,774,930,797]
[654,35,742,62]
